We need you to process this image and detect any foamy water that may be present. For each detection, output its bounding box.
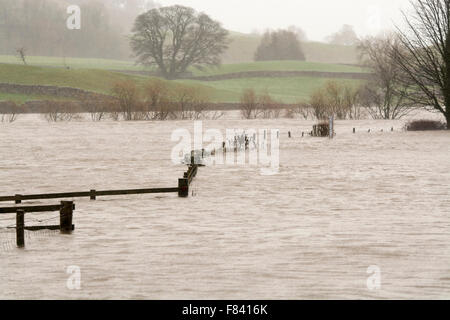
[1,112,449,299]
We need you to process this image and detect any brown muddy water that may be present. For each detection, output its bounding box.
[0,113,449,299]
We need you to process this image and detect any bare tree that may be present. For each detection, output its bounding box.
[358,35,416,119]
[326,24,359,46]
[43,101,76,122]
[240,89,259,119]
[144,78,171,120]
[0,101,20,123]
[130,5,229,79]
[111,80,141,121]
[82,98,109,122]
[255,29,306,61]
[309,81,362,120]
[390,0,450,128]
[169,84,209,120]
[16,47,27,65]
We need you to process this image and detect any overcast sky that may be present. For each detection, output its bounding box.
[157,0,413,41]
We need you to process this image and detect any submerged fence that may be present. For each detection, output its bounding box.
[0,165,199,248]
[0,165,199,205]
[0,201,75,248]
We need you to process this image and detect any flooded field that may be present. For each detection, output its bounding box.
[1,113,449,299]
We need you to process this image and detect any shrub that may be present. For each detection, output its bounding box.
[405,119,446,131]
[170,84,210,120]
[42,101,77,122]
[240,88,259,119]
[111,80,140,121]
[312,122,330,137]
[144,79,171,121]
[309,81,362,120]
[0,101,20,123]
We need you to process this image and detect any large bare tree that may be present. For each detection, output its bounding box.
[390,0,450,128]
[130,5,229,79]
[358,34,416,119]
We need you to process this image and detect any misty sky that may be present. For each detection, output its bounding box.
[158,0,413,41]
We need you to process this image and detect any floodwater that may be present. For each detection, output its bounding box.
[0,113,449,299]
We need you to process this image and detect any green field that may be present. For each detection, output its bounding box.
[0,63,232,102]
[0,63,148,93]
[192,60,367,77]
[0,55,145,71]
[179,77,363,103]
[0,57,368,104]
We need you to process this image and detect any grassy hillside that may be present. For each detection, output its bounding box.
[0,55,145,71]
[0,59,367,104]
[192,60,367,77]
[178,77,363,104]
[223,32,360,65]
[0,63,148,94]
[0,63,232,102]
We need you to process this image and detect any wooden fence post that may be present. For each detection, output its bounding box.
[353,128,356,134]
[90,189,96,200]
[15,194,22,204]
[178,178,189,198]
[191,150,195,165]
[60,201,73,234]
[16,209,25,248]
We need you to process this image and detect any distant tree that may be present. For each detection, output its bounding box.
[0,0,129,59]
[287,25,308,42]
[16,47,27,65]
[390,0,450,129]
[358,34,416,119]
[130,5,229,79]
[326,24,359,46]
[254,30,306,61]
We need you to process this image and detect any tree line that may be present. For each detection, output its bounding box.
[0,0,157,59]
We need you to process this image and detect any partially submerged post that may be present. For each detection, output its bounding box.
[190,150,195,165]
[15,194,22,204]
[178,178,189,198]
[329,116,334,139]
[16,209,25,248]
[60,201,73,234]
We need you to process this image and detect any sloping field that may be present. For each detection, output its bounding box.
[192,60,367,77]
[0,55,144,71]
[0,59,368,104]
[0,64,147,93]
[178,77,363,103]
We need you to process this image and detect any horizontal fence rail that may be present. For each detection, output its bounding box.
[0,188,179,203]
[0,165,200,204]
[0,164,202,248]
[0,204,74,214]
